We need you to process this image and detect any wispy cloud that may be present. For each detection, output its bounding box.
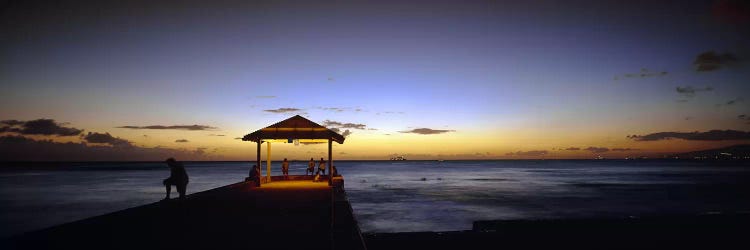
[584,147,609,153]
[208,134,225,136]
[263,108,303,113]
[117,125,216,131]
[322,120,367,129]
[565,147,580,151]
[613,68,668,80]
[399,128,455,135]
[255,95,276,99]
[175,139,189,143]
[1,119,83,136]
[676,86,713,97]
[628,130,750,141]
[505,150,548,157]
[611,148,638,151]
[693,51,740,72]
[725,97,744,105]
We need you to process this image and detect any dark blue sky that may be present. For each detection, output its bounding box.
[1,0,748,160]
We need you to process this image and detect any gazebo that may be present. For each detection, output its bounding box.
[242,115,345,186]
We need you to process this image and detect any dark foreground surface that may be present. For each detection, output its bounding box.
[365,213,750,250]
[3,177,366,250]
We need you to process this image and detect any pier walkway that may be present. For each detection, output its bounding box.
[8,176,367,250]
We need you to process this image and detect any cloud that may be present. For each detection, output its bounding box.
[321,107,345,112]
[399,128,455,135]
[329,127,353,138]
[0,135,208,161]
[628,130,750,141]
[263,108,303,113]
[611,148,638,151]
[585,147,609,153]
[565,147,580,151]
[613,68,668,80]
[83,132,132,147]
[1,119,83,136]
[255,95,276,98]
[322,120,367,129]
[676,86,713,97]
[117,125,216,131]
[693,51,740,72]
[725,97,744,105]
[505,150,548,157]
[739,115,750,124]
[234,137,242,140]
[208,134,225,136]
[175,139,189,143]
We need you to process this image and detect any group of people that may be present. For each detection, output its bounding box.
[161,157,337,201]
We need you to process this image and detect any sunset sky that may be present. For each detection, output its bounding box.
[1,0,749,160]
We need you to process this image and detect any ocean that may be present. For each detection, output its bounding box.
[1,160,749,238]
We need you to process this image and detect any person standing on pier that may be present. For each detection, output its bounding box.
[307,158,315,175]
[162,157,189,200]
[317,157,326,175]
[281,158,290,178]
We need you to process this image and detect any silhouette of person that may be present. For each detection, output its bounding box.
[317,157,326,175]
[307,158,315,175]
[282,158,290,178]
[163,158,189,200]
[249,164,260,187]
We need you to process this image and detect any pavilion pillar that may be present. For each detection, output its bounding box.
[255,141,261,179]
[328,139,333,186]
[267,141,272,182]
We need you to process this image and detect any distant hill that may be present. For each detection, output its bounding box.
[672,144,750,159]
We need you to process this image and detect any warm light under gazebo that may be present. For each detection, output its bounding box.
[242,115,345,186]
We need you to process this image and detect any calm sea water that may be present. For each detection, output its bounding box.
[1,160,749,238]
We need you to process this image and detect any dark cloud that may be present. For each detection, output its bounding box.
[175,139,189,143]
[322,120,367,129]
[234,137,242,140]
[329,127,352,138]
[676,86,713,97]
[505,150,548,157]
[263,108,303,113]
[341,129,352,137]
[83,132,132,147]
[208,134,225,136]
[117,125,216,131]
[725,97,744,105]
[693,51,740,72]
[585,147,609,153]
[611,148,638,151]
[628,130,750,141]
[0,135,207,161]
[327,77,335,82]
[613,68,668,80]
[565,147,581,151]
[0,119,83,136]
[739,115,750,124]
[399,128,455,135]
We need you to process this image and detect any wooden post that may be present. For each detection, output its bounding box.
[267,141,272,182]
[256,141,261,180]
[328,139,333,186]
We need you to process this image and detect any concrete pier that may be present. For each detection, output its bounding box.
[7,176,366,250]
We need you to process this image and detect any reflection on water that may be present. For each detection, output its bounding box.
[1,160,749,237]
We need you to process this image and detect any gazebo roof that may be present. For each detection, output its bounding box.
[242,115,345,144]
